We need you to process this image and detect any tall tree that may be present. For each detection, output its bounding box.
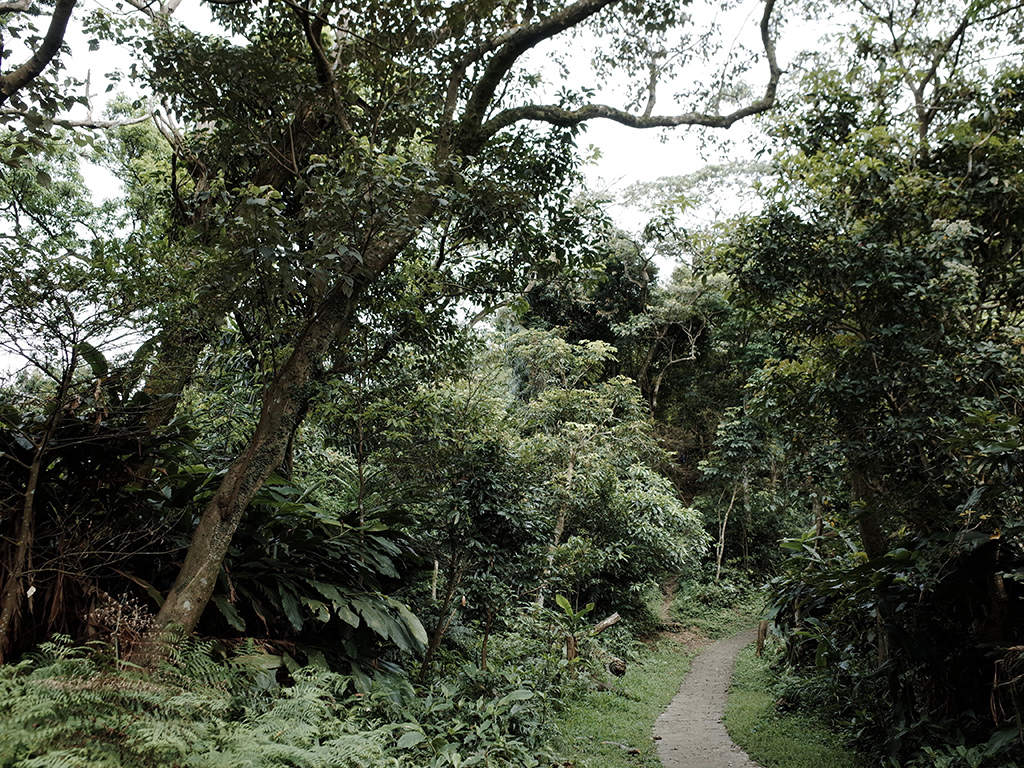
[717,62,1024,760]
[131,0,783,634]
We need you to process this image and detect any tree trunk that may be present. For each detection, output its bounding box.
[849,469,890,668]
[143,319,214,431]
[152,187,439,637]
[419,558,463,683]
[0,448,44,663]
[565,633,577,662]
[850,470,887,560]
[153,283,360,633]
[741,471,751,570]
[715,482,739,583]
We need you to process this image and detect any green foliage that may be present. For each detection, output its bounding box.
[378,664,555,768]
[164,461,428,670]
[0,636,393,768]
[671,582,765,640]
[767,523,1024,763]
[684,63,1024,763]
[506,329,709,610]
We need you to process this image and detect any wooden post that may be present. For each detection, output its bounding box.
[756,620,768,657]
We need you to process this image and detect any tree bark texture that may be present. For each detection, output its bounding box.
[143,320,215,431]
[154,283,361,633]
[850,470,887,561]
[0,0,77,106]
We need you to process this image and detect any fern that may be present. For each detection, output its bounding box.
[0,640,395,768]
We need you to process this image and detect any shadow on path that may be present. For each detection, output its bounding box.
[654,628,762,768]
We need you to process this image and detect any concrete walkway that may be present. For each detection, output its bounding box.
[654,628,763,768]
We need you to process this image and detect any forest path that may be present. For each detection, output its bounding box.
[654,628,762,768]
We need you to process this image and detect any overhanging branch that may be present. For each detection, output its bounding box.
[0,0,77,107]
[460,0,619,131]
[478,0,781,141]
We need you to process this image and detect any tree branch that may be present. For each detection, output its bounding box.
[461,0,619,133]
[0,0,77,107]
[0,0,31,13]
[0,106,151,129]
[477,0,781,141]
[119,0,182,19]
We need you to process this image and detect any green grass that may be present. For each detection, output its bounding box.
[671,588,768,639]
[554,639,696,768]
[553,584,765,768]
[725,644,873,768]
[555,585,870,768]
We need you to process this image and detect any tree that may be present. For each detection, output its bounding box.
[777,0,1024,158]
[505,328,706,610]
[123,0,784,636]
[717,62,1024,760]
[0,148,163,660]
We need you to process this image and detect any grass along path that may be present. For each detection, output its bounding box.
[554,587,870,768]
[554,638,697,768]
[554,592,761,768]
[724,642,873,768]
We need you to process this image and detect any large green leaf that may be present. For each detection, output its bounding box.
[212,594,246,631]
[75,341,108,380]
[277,584,304,631]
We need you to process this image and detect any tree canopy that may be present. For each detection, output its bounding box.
[3,1,1024,766]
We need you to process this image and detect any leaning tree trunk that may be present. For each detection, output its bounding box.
[152,283,362,634]
[151,194,437,636]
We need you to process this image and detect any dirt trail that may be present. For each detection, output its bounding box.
[654,628,762,768]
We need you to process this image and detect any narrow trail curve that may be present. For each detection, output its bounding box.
[654,628,762,768]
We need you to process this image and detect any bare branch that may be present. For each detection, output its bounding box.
[281,0,353,135]
[439,0,620,160]
[0,107,151,129]
[119,0,159,16]
[477,0,781,141]
[0,0,77,107]
[119,0,181,19]
[642,47,661,118]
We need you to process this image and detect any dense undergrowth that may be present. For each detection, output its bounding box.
[0,578,771,768]
[0,615,577,768]
[7,572,992,768]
